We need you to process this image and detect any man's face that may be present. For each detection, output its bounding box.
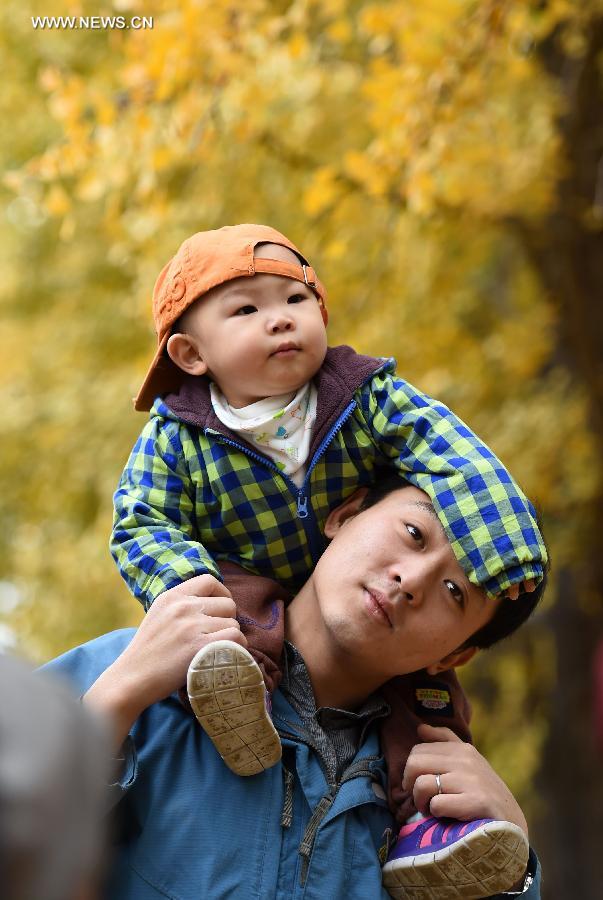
[309,486,500,682]
[169,244,327,407]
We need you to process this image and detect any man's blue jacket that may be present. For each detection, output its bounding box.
[43,630,541,900]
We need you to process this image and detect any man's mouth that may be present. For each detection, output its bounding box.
[363,587,394,629]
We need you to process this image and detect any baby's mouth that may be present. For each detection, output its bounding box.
[271,341,300,356]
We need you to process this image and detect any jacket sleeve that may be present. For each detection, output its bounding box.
[40,635,140,812]
[358,368,477,476]
[495,848,541,898]
[110,416,221,609]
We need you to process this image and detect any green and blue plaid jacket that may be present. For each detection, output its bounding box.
[111,346,547,608]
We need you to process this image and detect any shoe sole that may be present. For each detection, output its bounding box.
[187,640,282,776]
[382,820,529,899]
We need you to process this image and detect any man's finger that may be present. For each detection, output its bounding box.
[416,723,463,743]
[411,772,459,816]
[184,595,238,618]
[183,574,233,598]
[194,615,242,636]
[429,792,481,821]
[402,751,454,792]
[197,626,248,649]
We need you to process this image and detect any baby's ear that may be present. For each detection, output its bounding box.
[166,333,208,376]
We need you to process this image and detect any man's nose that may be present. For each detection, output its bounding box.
[390,564,425,605]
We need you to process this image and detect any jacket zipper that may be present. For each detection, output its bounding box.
[303,400,358,483]
[207,401,358,566]
[276,729,382,887]
[205,430,323,561]
[295,400,358,563]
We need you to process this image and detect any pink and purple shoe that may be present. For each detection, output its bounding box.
[382,815,529,899]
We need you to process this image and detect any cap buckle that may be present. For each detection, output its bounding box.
[302,264,316,288]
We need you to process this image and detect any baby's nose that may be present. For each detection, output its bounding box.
[268,315,294,333]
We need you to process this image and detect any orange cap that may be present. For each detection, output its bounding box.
[134,224,328,411]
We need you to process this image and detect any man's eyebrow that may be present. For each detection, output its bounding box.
[409,500,452,547]
[410,500,439,520]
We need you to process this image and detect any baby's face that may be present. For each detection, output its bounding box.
[173,246,327,407]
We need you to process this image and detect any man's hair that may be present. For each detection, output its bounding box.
[359,472,548,650]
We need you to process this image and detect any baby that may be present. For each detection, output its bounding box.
[112,224,546,896]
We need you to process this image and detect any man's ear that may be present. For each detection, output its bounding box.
[425,646,477,676]
[166,333,208,376]
[324,487,369,539]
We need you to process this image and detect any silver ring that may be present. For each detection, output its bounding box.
[435,773,443,795]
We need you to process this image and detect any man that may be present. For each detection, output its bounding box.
[44,481,542,899]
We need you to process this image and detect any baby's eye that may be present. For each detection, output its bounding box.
[445,580,464,607]
[405,523,423,543]
[287,294,306,304]
[234,305,257,316]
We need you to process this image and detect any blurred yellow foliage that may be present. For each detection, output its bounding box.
[1,0,602,836]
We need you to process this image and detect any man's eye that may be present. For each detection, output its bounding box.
[445,580,464,607]
[234,305,257,315]
[287,294,306,304]
[405,523,423,542]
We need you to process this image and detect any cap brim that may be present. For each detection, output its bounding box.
[133,332,184,411]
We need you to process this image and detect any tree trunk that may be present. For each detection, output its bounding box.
[513,18,603,900]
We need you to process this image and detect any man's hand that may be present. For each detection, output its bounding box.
[402,723,529,837]
[84,574,246,748]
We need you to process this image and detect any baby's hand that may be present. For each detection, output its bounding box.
[505,578,536,601]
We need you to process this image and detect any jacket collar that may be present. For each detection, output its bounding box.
[163,345,387,460]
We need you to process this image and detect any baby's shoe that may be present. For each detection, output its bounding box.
[382,815,529,899]
[187,640,282,776]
